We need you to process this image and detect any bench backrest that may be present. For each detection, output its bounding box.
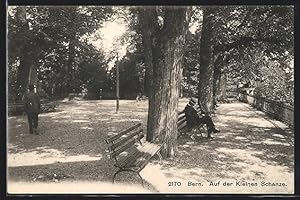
[178,99,202,131]
[8,103,25,115]
[105,123,144,162]
[177,110,187,131]
[188,98,202,114]
[8,103,24,108]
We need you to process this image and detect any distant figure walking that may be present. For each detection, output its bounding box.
[23,84,41,135]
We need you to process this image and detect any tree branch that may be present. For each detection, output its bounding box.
[214,36,284,54]
[235,9,253,31]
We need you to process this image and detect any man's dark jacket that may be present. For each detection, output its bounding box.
[23,92,41,114]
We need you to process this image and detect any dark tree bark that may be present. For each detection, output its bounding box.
[212,53,225,105]
[67,37,75,74]
[66,34,76,93]
[15,7,33,101]
[64,9,77,94]
[213,63,221,105]
[138,7,157,142]
[198,7,216,113]
[28,65,38,86]
[218,71,227,102]
[139,7,192,157]
[143,70,150,96]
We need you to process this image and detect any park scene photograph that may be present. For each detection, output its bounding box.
[7,5,294,194]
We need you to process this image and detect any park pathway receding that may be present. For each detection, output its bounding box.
[7,100,294,194]
[141,101,294,193]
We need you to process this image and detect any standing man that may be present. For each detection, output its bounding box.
[23,84,41,135]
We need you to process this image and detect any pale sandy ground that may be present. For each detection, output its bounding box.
[7,99,294,194]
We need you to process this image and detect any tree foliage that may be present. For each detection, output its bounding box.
[8,6,113,100]
[182,6,294,109]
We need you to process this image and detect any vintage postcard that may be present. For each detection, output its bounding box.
[7,5,294,195]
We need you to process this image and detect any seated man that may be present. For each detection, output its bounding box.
[184,98,220,138]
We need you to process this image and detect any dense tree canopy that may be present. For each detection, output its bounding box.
[181,6,294,109]
[8,6,113,100]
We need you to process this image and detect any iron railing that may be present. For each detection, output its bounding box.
[237,92,294,128]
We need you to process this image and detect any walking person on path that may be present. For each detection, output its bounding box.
[23,84,41,135]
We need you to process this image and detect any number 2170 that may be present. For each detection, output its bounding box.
[168,181,181,186]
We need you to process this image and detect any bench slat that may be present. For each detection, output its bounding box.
[178,121,187,131]
[110,139,137,159]
[178,115,186,122]
[107,123,142,143]
[190,98,197,104]
[110,129,143,151]
[116,149,144,169]
[178,110,185,115]
[134,154,153,172]
[8,100,57,115]
[135,142,162,170]
[139,142,162,156]
[119,142,162,171]
[178,118,186,127]
[105,122,166,185]
[178,121,186,127]
[113,138,163,169]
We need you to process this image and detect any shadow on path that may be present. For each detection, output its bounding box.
[139,102,294,193]
[7,100,294,193]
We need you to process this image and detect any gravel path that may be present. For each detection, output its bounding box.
[7,99,294,194]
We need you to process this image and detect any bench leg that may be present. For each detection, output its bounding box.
[112,169,144,188]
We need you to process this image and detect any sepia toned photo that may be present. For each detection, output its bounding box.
[7,5,294,194]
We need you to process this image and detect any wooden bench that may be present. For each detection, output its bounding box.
[8,102,25,116]
[8,99,57,116]
[177,99,207,140]
[105,123,165,187]
[40,99,57,112]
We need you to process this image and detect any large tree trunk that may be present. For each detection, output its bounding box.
[143,49,152,97]
[28,65,38,86]
[139,7,192,157]
[213,63,221,105]
[212,54,224,105]
[139,7,157,141]
[197,8,216,114]
[15,7,32,101]
[60,7,77,95]
[67,35,76,93]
